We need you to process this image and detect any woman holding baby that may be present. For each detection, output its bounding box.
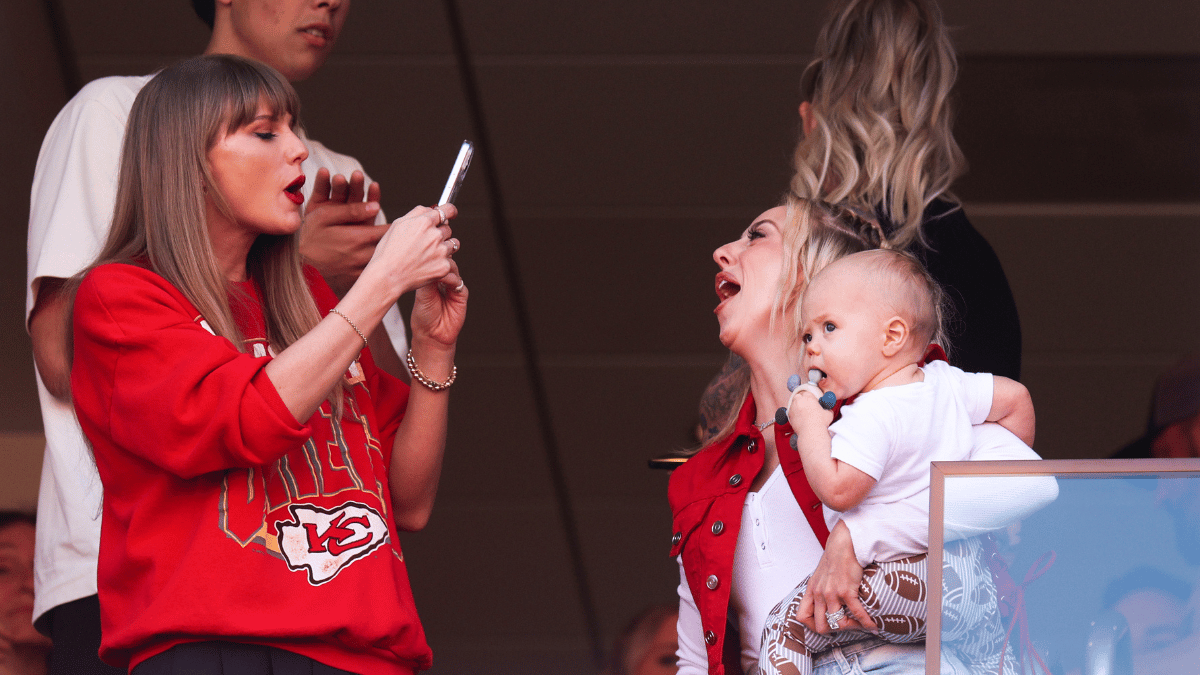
[672,0,1046,673]
[671,198,1047,675]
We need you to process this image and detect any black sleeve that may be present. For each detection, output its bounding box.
[911,201,1023,381]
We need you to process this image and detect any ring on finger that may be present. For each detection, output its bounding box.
[825,606,848,630]
[434,206,447,225]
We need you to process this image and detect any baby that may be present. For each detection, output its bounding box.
[759,249,1034,675]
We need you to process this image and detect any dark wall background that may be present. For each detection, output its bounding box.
[2,0,1198,671]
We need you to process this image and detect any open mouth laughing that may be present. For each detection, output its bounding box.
[715,273,740,305]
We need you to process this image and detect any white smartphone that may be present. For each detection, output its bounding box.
[438,140,474,205]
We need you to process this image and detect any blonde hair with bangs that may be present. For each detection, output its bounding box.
[70,54,347,414]
[793,0,965,249]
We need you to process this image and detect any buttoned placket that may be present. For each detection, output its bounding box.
[744,488,772,565]
[738,428,768,568]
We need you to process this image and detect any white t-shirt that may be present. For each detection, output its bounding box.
[26,74,404,624]
[674,423,1057,675]
[824,360,992,561]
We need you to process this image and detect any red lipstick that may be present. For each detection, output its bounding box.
[285,175,305,205]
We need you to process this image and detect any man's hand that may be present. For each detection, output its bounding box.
[300,168,385,297]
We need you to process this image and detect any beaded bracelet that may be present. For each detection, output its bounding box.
[406,349,457,391]
[328,308,367,347]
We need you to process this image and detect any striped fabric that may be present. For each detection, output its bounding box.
[760,537,1013,675]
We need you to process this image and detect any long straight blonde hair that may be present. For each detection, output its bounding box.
[70,55,345,412]
[793,0,965,249]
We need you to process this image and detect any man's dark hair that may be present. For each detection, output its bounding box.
[191,0,215,30]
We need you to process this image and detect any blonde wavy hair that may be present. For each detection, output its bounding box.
[69,55,346,414]
[703,198,885,446]
[792,0,965,250]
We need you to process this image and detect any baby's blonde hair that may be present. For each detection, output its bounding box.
[826,249,949,355]
[775,196,887,346]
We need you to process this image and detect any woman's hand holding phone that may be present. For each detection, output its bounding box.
[368,205,459,303]
[338,141,473,354]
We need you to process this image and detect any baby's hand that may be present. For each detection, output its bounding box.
[787,383,835,430]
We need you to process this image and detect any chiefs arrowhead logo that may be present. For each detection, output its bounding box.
[277,502,389,585]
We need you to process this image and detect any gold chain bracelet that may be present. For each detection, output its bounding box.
[328,308,367,347]
[406,349,457,391]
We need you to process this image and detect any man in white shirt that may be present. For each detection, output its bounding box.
[26,1,407,672]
